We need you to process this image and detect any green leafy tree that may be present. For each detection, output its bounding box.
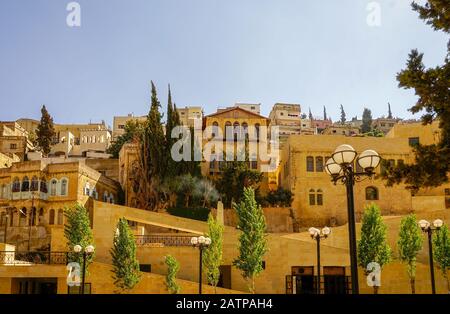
[107,120,145,158]
[110,218,141,293]
[35,105,56,156]
[265,187,293,207]
[398,214,423,294]
[357,203,392,294]
[203,213,224,293]
[383,1,450,191]
[233,187,268,293]
[165,255,181,294]
[361,108,373,133]
[340,104,346,125]
[433,224,450,293]
[64,204,94,275]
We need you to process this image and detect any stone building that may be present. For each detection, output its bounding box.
[269,103,302,147]
[112,114,147,141]
[176,106,203,128]
[372,117,401,134]
[322,124,360,136]
[0,122,34,161]
[278,121,449,227]
[0,160,120,251]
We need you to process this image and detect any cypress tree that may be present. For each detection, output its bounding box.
[308,108,313,121]
[165,255,181,294]
[64,204,94,277]
[361,108,373,133]
[357,204,392,294]
[340,104,346,125]
[387,102,393,119]
[323,106,327,120]
[110,218,141,293]
[35,105,56,156]
[203,213,224,293]
[398,214,423,294]
[233,187,268,293]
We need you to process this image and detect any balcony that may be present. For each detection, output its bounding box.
[135,235,193,247]
[0,251,68,265]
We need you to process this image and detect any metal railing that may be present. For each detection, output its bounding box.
[135,235,193,247]
[0,251,68,265]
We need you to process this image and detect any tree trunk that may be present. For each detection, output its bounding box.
[373,286,379,294]
[410,277,416,294]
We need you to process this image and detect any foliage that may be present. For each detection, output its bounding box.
[110,218,141,292]
[361,108,373,133]
[264,188,293,207]
[64,204,94,272]
[233,187,268,293]
[107,120,145,158]
[203,213,224,293]
[216,156,263,208]
[166,207,210,221]
[357,203,392,293]
[35,105,56,156]
[340,104,346,124]
[165,255,181,294]
[433,224,450,293]
[382,0,450,190]
[363,128,384,137]
[398,214,423,294]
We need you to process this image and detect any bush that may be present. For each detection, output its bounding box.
[264,188,293,207]
[167,207,210,221]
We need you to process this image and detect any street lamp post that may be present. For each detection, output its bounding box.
[73,244,95,294]
[325,145,381,295]
[309,226,331,294]
[418,219,443,294]
[191,235,211,294]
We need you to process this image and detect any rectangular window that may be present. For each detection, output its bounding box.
[307,157,314,172]
[118,124,125,129]
[315,157,324,172]
[140,264,152,273]
[408,137,420,147]
[10,143,17,149]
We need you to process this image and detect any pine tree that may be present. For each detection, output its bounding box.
[357,203,392,294]
[383,1,450,190]
[361,108,373,133]
[35,105,56,156]
[110,218,141,293]
[340,104,346,125]
[398,214,423,294]
[203,213,224,293]
[64,204,94,275]
[165,255,181,294]
[433,224,450,293]
[233,187,268,293]
[387,102,393,119]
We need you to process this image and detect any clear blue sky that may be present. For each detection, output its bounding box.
[0,0,447,126]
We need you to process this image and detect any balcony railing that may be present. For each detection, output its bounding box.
[135,235,193,247]
[0,251,68,265]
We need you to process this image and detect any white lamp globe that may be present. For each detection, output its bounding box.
[332,144,357,165]
[433,219,443,228]
[198,236,206,244]
[205,237,212,245]
[325,158,342,176]
[85,245,95,254]
[73,245,82,253]
[322,227,331,236]
[308,227,319,237]
[357,150,381,171]
[418,219,430,230]
[190,237,198,245]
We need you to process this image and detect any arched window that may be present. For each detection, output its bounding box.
[309,189,316,205]
[315,157,324,172]
[49,209,55,225]
[19,208,27,226]
[317,189,323,206]
[255,123,260,141]
[40,179,47,193]
[92,136,96,143]
[84,182,90,196]
[12,177,20,193]
[212,122,219,138]
[57,209,64,225]
[365,186,379,200]
[225,121,232,141]
[306,157,314,172]
[31,176,39,191]
[21,176,30,192]
[233,122,240,141]
[38,208,44,224]
[100,135,104,143]
[83,136,87,143]
[60,178,68,196]
[29,207,36,226]
[242,122,249,140]
[50,179,58,196]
